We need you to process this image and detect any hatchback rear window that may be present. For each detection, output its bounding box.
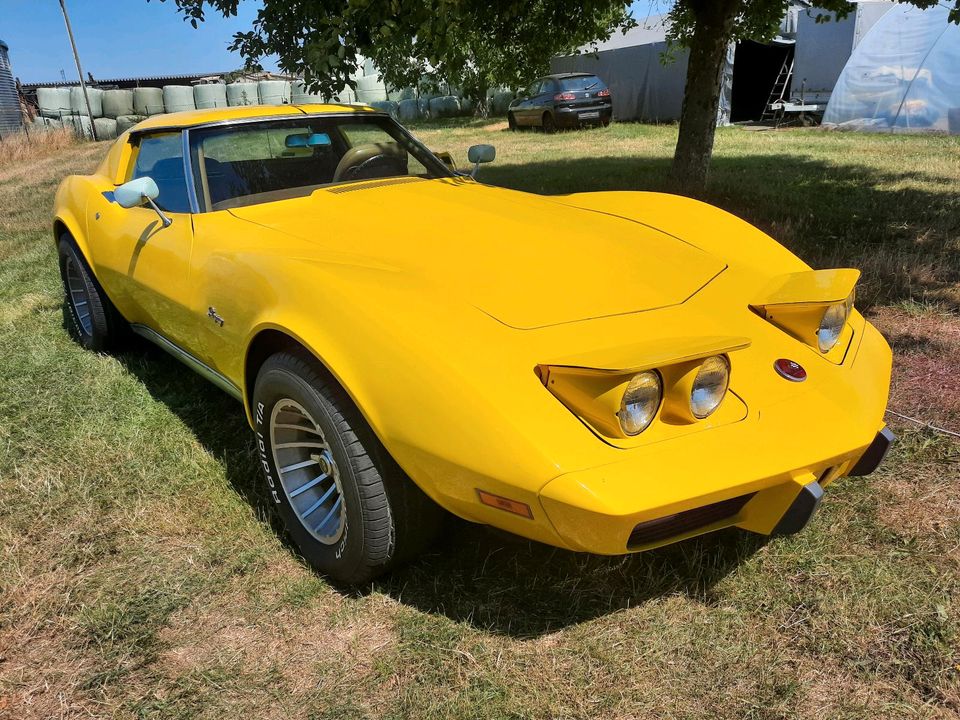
[559,76,605,92]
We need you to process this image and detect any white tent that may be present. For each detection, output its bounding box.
[823,4,960,133]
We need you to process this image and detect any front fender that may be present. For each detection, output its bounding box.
[53,176,93,263]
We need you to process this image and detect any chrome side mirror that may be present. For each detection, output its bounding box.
[467,144,496,178]
[114,176,172,228]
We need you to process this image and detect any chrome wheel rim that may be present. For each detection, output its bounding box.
[270,398,346,545]
[64,257,92,337]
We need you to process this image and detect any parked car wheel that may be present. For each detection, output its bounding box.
[542,113,556,134]
[253,350,444,585]
[57,236,124,352]
[507,112,517,131]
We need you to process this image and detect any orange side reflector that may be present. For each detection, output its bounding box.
[477,490,533,519]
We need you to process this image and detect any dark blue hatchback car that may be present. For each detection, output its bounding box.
[507,73,612,132]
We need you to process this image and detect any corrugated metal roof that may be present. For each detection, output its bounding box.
[22,71,231,89]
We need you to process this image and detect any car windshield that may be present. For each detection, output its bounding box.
[559,76,604,92]
[188,114,452,211]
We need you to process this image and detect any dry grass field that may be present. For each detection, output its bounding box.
[0,120,958,719]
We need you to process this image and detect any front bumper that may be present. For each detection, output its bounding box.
[536,322,894,555]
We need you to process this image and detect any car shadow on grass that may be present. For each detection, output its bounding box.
[115,338,767,638]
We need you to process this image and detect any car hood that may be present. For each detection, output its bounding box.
[228,178,725,329]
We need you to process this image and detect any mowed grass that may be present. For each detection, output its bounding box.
[0,121,958,719]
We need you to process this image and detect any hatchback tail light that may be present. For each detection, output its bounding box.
[554,92,576,101]
[597,88,610,97]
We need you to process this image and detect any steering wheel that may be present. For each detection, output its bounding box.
[333,143,407,183]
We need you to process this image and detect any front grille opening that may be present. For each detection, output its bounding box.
[627,492,755,549]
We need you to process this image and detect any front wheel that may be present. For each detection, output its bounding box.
[253,351,444,585]
[58,236,124,352]
[507,112,517,131]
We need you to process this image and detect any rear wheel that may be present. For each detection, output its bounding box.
[253,350,444,585]
[542,112,556,134]
[58,236,124,352]
[507,112,517,131]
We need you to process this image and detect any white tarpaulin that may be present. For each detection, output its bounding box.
[823,4,960,133]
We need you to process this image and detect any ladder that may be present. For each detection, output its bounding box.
[760,57,794,126]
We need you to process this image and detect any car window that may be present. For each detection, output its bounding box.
[189,114,451,211]
[525,81,541,97]
[542,79,558,94]
[130,132,191,214]
[559,76,605,92]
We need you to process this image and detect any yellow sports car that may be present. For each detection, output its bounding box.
[53,105,894,584]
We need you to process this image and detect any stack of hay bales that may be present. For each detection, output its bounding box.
[133,87,164,116]
[194,83,227,109]
[226,82,258,106]
[258,80,291,105]
[162,85,195,113]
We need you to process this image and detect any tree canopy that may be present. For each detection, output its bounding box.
[158,0,634,105]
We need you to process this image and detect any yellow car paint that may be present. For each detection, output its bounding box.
[53,106,893,557]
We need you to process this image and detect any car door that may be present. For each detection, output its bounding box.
[513,81,540,125]
[88,130,197,351]
[534,79,557,120]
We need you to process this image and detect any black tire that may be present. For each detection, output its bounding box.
[57,235,124,352]
[253,350,443,585]
[507,112,517,131]
[542,113,556,134]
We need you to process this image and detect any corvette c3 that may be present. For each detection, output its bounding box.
[53,104,894,584]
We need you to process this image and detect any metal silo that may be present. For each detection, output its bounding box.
[0,39,24,137]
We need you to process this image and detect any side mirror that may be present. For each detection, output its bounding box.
[114,176,172,228]
[467,144,496,178]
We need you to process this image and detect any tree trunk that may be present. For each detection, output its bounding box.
[669,0,740,196]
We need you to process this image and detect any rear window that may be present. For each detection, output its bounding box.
[559,76,605,92]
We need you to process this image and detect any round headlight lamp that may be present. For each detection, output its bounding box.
[817,300,851,353]
[690,355,730,419]
[618,371,662,436]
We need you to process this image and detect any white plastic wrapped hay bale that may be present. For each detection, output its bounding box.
[335,86,356,104]
[102,89,134,119]
[489,91,515,116]
[459,97,475,116]
[369,100,399,118]
[116,115,146,133]
[429,95,460,118]
[258,80,291,105]
[69,86,102,117]
[62,113,94,139]
[33,116,62,129]
[194,83,227,109]
[417,97,431,118]
[133,87,164,116]
[37,87,72,118]
[397,99,420,122]
[93,117,118,140]
[226,82,258,106]
[291,80,325,104]
[163,85,195,113]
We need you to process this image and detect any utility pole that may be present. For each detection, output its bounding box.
[58,0,97,140]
